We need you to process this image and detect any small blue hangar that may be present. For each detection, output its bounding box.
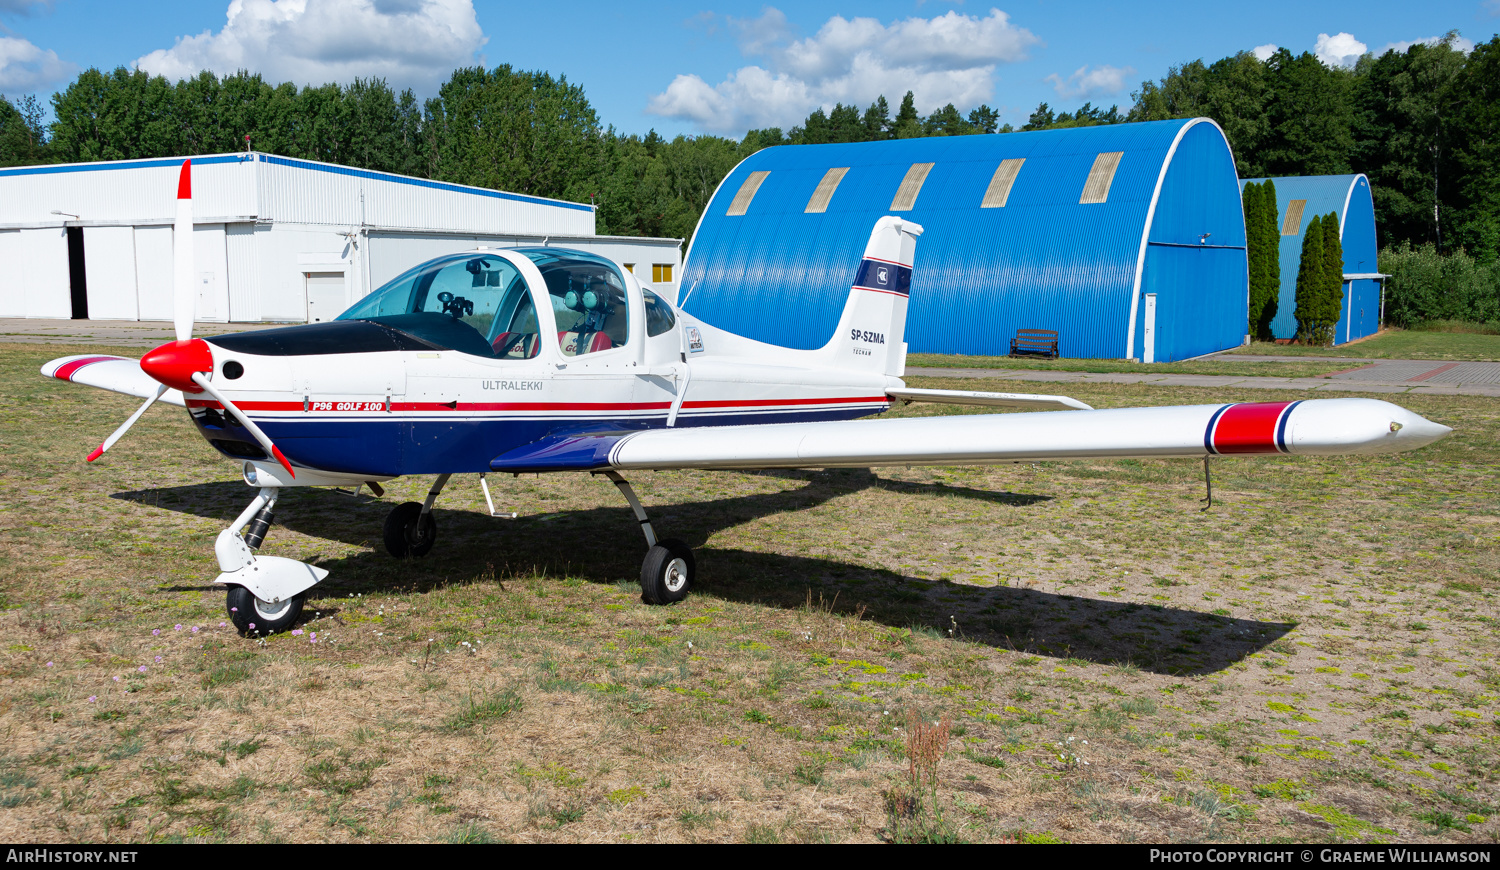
[1238,174,1382,345]
[679,118,1248,362]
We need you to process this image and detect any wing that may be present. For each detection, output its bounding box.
[41,355,186,407]
[490,398,1450,473]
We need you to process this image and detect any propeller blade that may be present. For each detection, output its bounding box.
[189,372,295,479]
[173,159,195,342]
[87,384,169,462]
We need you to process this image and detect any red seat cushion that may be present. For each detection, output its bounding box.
[558,330,613,356]
[492,332,539,359]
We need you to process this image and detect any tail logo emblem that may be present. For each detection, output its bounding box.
[876,267,889,284]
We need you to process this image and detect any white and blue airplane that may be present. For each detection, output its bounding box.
[42,161,1452,635]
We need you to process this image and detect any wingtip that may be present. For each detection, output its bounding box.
[86,445,104,463]
[177,159,192,200]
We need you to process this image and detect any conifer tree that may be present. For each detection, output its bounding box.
[1294,213,1326,343]
[1244,181,1271,339]
[1320,211,1346,345]
[1260,179,1280,338]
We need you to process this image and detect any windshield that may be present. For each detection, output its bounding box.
[338,253,539,358]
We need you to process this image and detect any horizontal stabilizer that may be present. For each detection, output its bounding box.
[888,387,1091,411]
[41,355,186,407]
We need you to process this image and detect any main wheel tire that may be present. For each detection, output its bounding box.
[226,585,304,635]
[640,538,694,605]
[384,501,437,557]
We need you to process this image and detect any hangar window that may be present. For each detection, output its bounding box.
[726,171,770,216]
[981,158,1025,208]
[1080,152,1123,204]
[652,264,674,283]
[891,163,934,211]
[805,167,849,213]
[1282,200,1307,235]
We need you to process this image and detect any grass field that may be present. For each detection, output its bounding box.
[1,343,1497,843]
[1224,330,1500,362]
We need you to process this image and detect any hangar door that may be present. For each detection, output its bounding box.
[1138,242,1248,362]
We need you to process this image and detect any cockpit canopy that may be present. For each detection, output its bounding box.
[336,248,675,359]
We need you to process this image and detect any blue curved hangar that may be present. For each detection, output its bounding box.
[681,118,1248,363]
[1239,174,1381,346]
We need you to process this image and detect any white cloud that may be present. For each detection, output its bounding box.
[648,7,1040,136]
[1251,43,1278,61]
[134,0,486,93]
[0,34,73,92]
[1380,33,1476,55]
[1044,64,1134,101]
[1313,32,1367,68]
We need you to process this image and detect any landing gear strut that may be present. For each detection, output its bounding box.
[603,471,695,605]
[216,486,326,634]
[384,473,448,557]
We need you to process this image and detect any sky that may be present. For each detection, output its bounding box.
[0,0,1495,139]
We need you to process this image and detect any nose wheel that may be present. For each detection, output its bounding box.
[226,585,305,635]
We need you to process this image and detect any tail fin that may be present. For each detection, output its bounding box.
[820,216,923,376]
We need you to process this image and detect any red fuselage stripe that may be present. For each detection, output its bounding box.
[53,356,123,382]
[1210,401,1292,454]
[184,395,890,413]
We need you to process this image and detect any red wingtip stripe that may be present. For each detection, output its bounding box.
[53,355,122,382]
[86,445,104,462]
[1209,401,1294,455]
[271,445,295,479]
[177,159,191,200]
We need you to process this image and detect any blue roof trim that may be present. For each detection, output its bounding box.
[0,154,246,178]
[0,152,594,213]
[256,154,594,212]
[489,431,629,472]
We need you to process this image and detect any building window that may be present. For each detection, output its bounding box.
[805,167,849,213]
[726,171,770,216]
[981,158,1025,208]
[1282,200,1307,236]
[652,264,674,283]
[1079,152,1123,204]
[890,163,934,211]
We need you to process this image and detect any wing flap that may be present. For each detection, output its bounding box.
[41,355,186,407]
[888,387,1091,411]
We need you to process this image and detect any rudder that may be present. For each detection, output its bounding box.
[820,216,923,376]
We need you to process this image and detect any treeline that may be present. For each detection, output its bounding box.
[1128,33,1500,264]
[3,33,1498,269]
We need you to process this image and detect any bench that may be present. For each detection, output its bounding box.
[1010,329,1059,359]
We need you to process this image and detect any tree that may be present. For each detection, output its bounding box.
[0,93,49,166]
[966,105,1000,134]
[1320,211,1346,344]
[1294,213,1327,343]
[1244,182,1268,338]
[1260,179,1281,337]
[893,92,922,139]
[1445,35,1500,262]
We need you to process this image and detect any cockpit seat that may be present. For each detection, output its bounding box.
[559,330,613,357]
[492,332,540,359]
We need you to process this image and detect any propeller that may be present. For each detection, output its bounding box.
[93,158,296,479]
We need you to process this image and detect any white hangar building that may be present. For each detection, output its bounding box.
[0,152,683,323]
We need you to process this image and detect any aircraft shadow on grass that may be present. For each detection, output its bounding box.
[113,468,1288,676]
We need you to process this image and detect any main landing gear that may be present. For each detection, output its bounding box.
[383,473,447,557]
[379,471,696,605]
[603,471,696,605]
